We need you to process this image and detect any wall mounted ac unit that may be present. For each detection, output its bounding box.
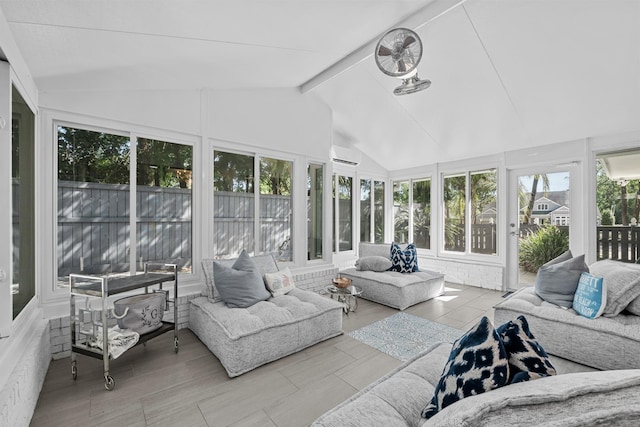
[331,145,361,166]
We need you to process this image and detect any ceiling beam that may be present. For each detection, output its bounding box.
[299,0,469,94]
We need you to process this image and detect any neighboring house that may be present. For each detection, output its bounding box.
[520,192,571,225]
[477,205,497,224]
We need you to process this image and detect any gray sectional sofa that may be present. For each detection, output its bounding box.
[311,342,640,426]
[189,254,344,377]
[494,259,640,371]
[313,259,640,425]
[340,242,445,310]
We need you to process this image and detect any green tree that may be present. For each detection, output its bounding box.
[58,126,130,184]
[596,159,640,225]
[259,158,291,195]
[470,170,497,224]
[213,151,254,192]
[522,174,550,225]
[137,138,192,188]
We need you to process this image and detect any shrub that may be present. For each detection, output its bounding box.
[519,225,569,273]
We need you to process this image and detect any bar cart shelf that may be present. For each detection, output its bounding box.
[69,263,178,391]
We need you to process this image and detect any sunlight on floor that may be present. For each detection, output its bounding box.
[435,295,459,302]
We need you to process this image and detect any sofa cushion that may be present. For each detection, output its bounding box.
[494,287,640,370]
[355,256,393,272]
[496,315,556,383]
[263,267,296,296]
[589,260,640,316]
[311,342,452,427]
[189,288,343,377]
[389,242,419,273]
[422,316,509,419]
[213,250,271,308]
[572,272,606,319]
[426,368,640,426]
[534,251,588,308]
[339,268,445,310]
[628,296,640,316]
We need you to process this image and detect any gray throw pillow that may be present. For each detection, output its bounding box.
[588,260,640,316]
[534,251,588,308]
[213,250,271,308]
[355,256,393,272]
[627,296,640,316]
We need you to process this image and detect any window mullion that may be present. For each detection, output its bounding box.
[254,155,260,255]
[130,134,138,274]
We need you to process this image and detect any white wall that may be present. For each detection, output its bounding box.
[206,88,332,159]
[0,7,49,426]
[40,87,333,160]
[40,90,202,136]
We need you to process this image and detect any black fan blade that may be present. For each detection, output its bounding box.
[378,45,393,56]
[402,35,417,49]
[397,60,406,73]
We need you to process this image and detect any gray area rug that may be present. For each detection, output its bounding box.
[348,312,463,361]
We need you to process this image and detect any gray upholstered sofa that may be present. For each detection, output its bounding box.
[189,254,343,377]
[339,242,445,310]
[312,342,640,426]
[494,259,640,371]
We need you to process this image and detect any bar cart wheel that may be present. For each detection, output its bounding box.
[71,361,78,380]
[174,336,179,353]
[104,375,115,391]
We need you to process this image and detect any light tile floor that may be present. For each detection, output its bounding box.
[30,283,505,427]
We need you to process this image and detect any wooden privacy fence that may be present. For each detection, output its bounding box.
[56,182,291,277]
[597,226,640,263]
[444,223,497,254]
[212,191,291,258]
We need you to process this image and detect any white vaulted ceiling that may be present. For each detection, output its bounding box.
[1,0,639,170]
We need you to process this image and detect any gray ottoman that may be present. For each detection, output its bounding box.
[189,289,343,377]
[340,242,445,310]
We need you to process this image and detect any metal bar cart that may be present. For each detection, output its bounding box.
[69,263,178,391]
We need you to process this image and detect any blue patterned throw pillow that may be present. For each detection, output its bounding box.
[422,316,509,419]
[497,315,556,384]
[389,242,419,273]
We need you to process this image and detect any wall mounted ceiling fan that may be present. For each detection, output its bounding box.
[374,28,431,96]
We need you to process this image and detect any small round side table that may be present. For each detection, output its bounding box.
[326,285,363,315]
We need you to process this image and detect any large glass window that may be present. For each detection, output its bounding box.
[136,138,193,272]
[443,174,466,252]
[374,180,385,243]
[213,151,293,260]
[471,169,497,255]
[11,86,35,318]
[596,150,640,263]
[213,151,255,256]
[333,174,353,251]
[360,179,372,243]
[57,126,194,282]
[412,179,431,249]
[259,157,292,261]
[361,178,385,243]
[57,126,131,280]
[307,164,323,260]
[393,181,409,242]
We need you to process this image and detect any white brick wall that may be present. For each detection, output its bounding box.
[421,257,504,290]
[291,266,339,293]
[0,319,51,427]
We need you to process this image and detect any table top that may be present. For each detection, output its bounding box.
[71,272,176,297]
[327,285,362,296]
